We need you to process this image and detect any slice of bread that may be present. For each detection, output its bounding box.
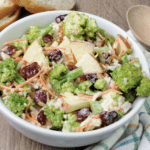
[0,8,21,31]
[0,0,20,18]
[10,0,24,6]
[11,0,75,13]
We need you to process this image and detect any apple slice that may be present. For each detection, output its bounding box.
[116,34,132,55]
[61,93,92,112]
[70,41,94,62]
[59,36,75,64]
[76,53,103,74]
[23,40,49,67]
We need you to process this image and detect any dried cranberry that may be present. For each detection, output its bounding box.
[78,75,86,83]
[48,49,62,62]
[34,90,47,106]
[55,14,67,23]
[37,110,47,125]
[99,111,118,125]
[5,45,16,55]
[85,73,98,83]
[67,65,77,71]
[43,34,53,43]
[21,62,40,79]
[76,108,90,122]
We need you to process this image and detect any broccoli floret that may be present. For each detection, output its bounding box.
[73,35,85,41]
[44,105,63,129]
[136,76,150,97]
[61,82,76,93]
[25,26,41,44]
[94,79,107,91]
[95,46,111,64]
[0,58,29,89]
[97,28,115,45]
[97,28,106,37]
[25,25,53,44]
[74,81,95,95]
[62,113,80,132]
[11,40,28,50]
[63,12,87,38]
[3,93,34,117]
[49,64,83,93]
[120,53,129,64]
[134,59,141,69]
[90,100,103,114]
[63,12,100,40]
[110,91,120,102]
[85,18,99,38]
[105,34,115,45]
[0,58,17,84]
[111,63,143,92]
[123,89,136,103]
[50,64,69,79]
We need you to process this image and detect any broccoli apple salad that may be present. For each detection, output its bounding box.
[0,12,150,132]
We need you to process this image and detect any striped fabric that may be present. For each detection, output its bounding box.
[85,30,150,150]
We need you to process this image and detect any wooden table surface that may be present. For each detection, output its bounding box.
[0,0,150,150]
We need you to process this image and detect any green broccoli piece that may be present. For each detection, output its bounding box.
[133,59,141,69]
[49,64,83,93]
[25,26,41,44]
[123,89,136,103]
[73,35,85,41]
[11,40,28,51]
[38,38,47,47]
[0,58,29,89]
[120,53,129,64]
[39,25,53,37]
[85,18,99,38]
[44,105,63,129]
[111,63,143,92]
[3,93,34,117]
[50,64,69,79]
[105,34,115,45]
[61,82,76,93]
[62,113,80,132]
[95,46,111,64]
[15,72,29,89]
[110,91,120,102]
[74,81,95,95]
[97,28,106,37]
[63,12,87,38]
[94,79,107,91]
[0,58,17,84]
[90,100,103,115]
[25,25,53,44]
[136,76,150,97]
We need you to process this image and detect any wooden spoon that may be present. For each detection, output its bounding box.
[127,5,150,51]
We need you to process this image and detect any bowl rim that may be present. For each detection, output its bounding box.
[0,10,148,138]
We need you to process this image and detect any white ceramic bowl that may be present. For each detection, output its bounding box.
[0,11,149,148]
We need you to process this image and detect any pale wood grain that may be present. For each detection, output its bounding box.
[0,0,150,150]
[127,5,150,50]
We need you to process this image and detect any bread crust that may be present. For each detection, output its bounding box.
[0,8,21,31]
[23,0,51,13]
[10,0,24,7]
[12,0,75,13]
[0,3,20,18]
[10,0,20,5]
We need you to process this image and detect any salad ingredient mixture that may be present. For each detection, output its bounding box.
[0,12,150,132]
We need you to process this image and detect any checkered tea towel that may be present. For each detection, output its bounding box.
[85,30,150,150]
